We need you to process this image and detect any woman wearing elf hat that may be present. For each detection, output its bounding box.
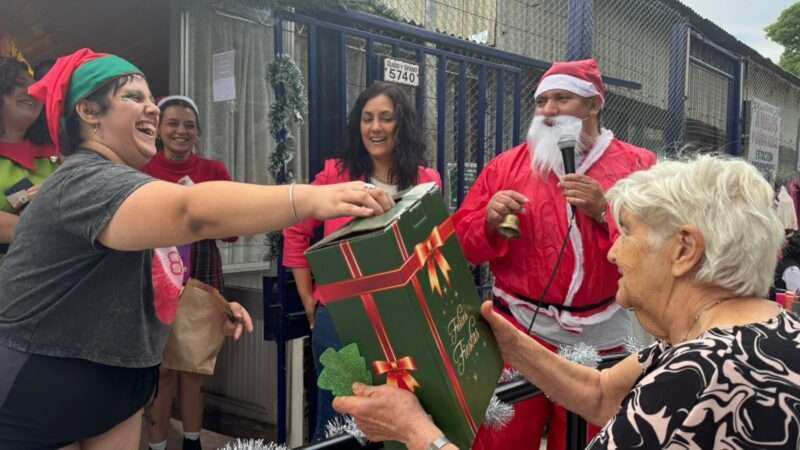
[0,48,393,449]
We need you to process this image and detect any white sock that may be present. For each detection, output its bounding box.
[149,441,167,450]
[184,431,201,440]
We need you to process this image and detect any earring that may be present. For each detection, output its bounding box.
[92,123,99,137]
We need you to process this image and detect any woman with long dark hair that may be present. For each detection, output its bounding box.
[283,81,441,439]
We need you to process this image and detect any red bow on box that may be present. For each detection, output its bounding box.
[373,356,421,392]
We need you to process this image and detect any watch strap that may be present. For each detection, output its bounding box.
[428,436,451,450]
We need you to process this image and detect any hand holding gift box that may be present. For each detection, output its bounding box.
[307,183,503,450]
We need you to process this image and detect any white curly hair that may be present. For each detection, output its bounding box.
[606,154,784,297]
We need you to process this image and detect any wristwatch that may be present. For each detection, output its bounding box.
[428,436,452,450]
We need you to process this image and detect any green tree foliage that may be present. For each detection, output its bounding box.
[766,2,800,77]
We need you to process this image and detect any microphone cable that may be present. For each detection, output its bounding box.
[525,205,576,335]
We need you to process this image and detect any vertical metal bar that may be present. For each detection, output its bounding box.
[513,72,521,145]
[727,58,744,156]
[477,65,487,174]
[416,49,426,131]
[436,56,447,182]
[495,69,505,155]
[340,32,348,135]
[274,17,284,58]
[392,44,399,57]
[665,22,689,152]
[457,61,467,206]
[273,17,288,445]
[309,24,321,178]
[366,38,374,85]
[566,0,593,60]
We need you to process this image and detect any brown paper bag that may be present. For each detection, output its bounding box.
[161,279,233,375]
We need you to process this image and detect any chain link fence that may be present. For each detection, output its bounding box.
[280,0,800,195]
[383,0,690,156]
[380,0,800,174]
[594,0,688,155]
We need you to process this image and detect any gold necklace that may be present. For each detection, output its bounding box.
[682,299,724,342]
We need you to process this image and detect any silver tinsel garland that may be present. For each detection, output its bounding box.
[498,367,522,383]
[220,439,288,450]
[324,414,369,445]
[484,395,515,429]
[558,342,601,368]
[623,335,644,354]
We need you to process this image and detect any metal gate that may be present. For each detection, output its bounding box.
[268,7,643,445]
[273,10,551,211]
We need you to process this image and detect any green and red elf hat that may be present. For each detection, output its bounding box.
[27,48,143,154]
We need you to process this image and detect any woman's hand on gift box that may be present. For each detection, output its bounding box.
[333,383,455,450]
[223,302,254,340]
[296,182,395,221]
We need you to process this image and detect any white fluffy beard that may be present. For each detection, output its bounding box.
[527,115,583,177]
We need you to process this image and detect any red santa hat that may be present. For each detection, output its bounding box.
[534,58,605,107]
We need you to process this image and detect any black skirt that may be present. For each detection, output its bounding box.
[0,345,157,449]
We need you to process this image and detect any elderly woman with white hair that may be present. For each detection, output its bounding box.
[334,155,800,450]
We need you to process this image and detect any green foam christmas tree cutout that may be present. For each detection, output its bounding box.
[317,343,373,397]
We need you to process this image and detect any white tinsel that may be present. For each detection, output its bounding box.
[324,414,368,445]
[220,439,288,450]
[498,367,522,383]
[558,342,601,368]
[483,395,515,429]
[623,335,645,354]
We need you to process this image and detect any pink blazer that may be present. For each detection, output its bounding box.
[282,158,443,269]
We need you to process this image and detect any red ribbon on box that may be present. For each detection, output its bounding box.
[317,217,479,435]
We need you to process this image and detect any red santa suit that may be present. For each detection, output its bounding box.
[456,59,657,450]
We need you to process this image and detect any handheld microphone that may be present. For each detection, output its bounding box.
[558,137,577,175]
[558,137,577,218]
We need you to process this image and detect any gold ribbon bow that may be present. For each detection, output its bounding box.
[372,356,421,392]
[414,226,453,296]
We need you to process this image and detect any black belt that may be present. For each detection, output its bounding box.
[493,293,615,314]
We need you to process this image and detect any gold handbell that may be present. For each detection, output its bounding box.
[497,213,520,240]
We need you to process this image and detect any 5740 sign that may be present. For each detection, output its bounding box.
[384,58,420,87]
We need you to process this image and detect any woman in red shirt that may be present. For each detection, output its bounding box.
[283,81,441,439]
[142,95,237,450]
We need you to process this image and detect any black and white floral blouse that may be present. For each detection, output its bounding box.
[587,310,800,449]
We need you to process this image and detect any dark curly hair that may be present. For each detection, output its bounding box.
[339,81,427,190]
[0,57,50,145]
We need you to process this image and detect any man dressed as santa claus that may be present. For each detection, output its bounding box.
[454,58,656,449]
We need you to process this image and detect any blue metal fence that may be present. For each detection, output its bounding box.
[268,3,646,445]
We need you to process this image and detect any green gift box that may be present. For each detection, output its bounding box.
[306,182,503,450]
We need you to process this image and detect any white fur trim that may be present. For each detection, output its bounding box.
[563,209,584,307]
[558,303,622,328]
[535,74,603,104]
[561,128,614,310]
[576,129,614,176]
[492,286,620,333]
